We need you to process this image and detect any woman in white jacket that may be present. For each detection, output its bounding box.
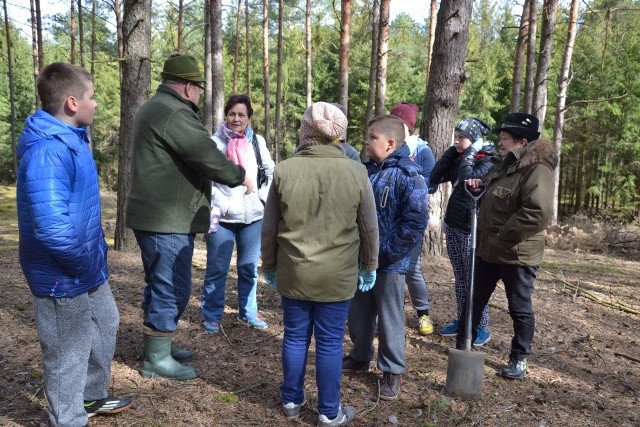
[201,94,275,333]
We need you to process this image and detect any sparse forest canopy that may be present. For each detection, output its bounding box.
[1,0,639,221]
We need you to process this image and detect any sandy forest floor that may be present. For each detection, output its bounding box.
[1,189,639,427]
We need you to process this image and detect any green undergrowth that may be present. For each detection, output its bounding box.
[0,185,18,251]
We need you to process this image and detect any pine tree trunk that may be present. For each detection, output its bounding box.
[114,0,123,83]
[339,0,351,117]
[114,0,151,251]
[532,0,558,127]
[274,0,284,163]
[364,0,379,140]
[30,0,38,108]
[232,0,241,94]
[510,0,530,113]
[244,0,250,97]
[423,0,474,256]
[211,0,224,130]
[551,0,578,225]
[91,0,96,77]
[177,0,184,53]
[3,0,18,179]
[70,0,76,64]
[419,0,438,140]
[374,0,389,116]
[78,0,85,67]
[203,0,213,133]
[523,0,537,114]
[305,0,311,108]
[262,0,271,149]
[35,0,43,71]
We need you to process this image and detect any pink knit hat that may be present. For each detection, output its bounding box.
[390,102,419,133]
[299,102,348,143]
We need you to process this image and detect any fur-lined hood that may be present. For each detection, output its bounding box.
[493,138,558,173]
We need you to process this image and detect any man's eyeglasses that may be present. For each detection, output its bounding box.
[190,82,204,95]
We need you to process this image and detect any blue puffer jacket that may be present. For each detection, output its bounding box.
[16,110,109,298]
[365,144,428,273]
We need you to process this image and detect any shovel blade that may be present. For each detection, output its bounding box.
[444,347,485,400]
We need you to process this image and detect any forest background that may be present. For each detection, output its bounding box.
[1,0,639,232]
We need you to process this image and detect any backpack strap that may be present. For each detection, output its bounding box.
[252,134,263,168]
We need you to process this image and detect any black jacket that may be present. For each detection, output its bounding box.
[430,143,496,232]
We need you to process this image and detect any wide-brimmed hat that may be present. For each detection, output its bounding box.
[299,102,348,143]
[160,54,206,83]
[495,112,540,142]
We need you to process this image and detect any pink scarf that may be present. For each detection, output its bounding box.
[219,124,257,192]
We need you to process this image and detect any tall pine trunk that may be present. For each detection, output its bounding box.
[114,0,151,251]
[262,0,271,148]
[423,0,474,256]
[244,0,250,97]
[339,0,351,118]
[374,0,389,116]
[3,0,18,179]
[274,0,283,163]
[364,0,379,135]
[177,0,184,53]
[30,0,38,108]
[203,0,213,132]
[510,0,530,112]
[420,0,438,139]
[532,0,559,127]
[70,0,76,64]
[523,0,537,114]
[232,0,241,94]
[551,0,579,225]
[305,0,311,107]
[211,0,224,130]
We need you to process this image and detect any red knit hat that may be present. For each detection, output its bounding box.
[390,102,419,133]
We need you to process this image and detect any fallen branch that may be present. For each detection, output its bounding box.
[614,351,640,364]
[542,270,640,315]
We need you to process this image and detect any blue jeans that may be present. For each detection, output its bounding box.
[281,296,350,419]
[134,230,195,332]
[201,220,262,323]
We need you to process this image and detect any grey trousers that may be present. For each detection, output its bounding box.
[347,272,406,374]
[33,282,119,427]
[405,240,431,312]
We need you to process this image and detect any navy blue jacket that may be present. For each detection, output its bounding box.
[16,110,109,298]
[365,144,428,273]
[430,143,496,232]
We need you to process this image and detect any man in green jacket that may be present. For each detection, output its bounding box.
[456,112,558,380]
[126,54,245,381]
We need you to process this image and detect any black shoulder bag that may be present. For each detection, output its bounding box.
[252,134,269,188]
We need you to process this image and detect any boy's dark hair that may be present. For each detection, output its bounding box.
[368,115,405,147]
[37,63,92,115]
[224,94,253,118]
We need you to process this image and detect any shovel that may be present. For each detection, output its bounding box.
[443,183,486,400]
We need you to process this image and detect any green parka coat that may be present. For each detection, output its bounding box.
[477,139,557,266]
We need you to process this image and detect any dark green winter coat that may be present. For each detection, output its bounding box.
[477,139,557,266]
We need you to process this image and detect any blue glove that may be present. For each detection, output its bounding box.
[358,269,376,292]
[263,272,277,289]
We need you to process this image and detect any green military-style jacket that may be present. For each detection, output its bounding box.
[477,139,558,266]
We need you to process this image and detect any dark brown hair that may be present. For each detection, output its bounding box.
[37,62,92,115]
[224,94,253,118]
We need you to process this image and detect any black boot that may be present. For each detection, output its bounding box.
[501,358,528,379]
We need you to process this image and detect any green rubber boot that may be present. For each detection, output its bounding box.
[141,334,197,380]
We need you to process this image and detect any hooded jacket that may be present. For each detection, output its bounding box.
[476,139,558,265]
[365,144,428,273]
[430,143,497,232]
[16,109,109,298]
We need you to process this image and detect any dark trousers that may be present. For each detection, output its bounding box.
[456,258,538,361]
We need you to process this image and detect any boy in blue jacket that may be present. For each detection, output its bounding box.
[343,115,428,400]
[16,63,131,427]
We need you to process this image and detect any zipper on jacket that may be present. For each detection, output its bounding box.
[380,186,389,208]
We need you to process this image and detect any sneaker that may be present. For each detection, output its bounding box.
[282,393,306,420]
[238,315,268,330]
[342,355,371,373]
[84,395,133,417]
[418,314,434,335]
[438,319,459,337]
[317,404,356,426]
[473,327,491,347]
[379,373,401,400]
[203,320,220,334]
[501,358,528,379]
